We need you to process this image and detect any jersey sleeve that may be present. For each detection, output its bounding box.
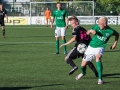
[112,29,119,36]
[91,24,98,31]
[72,29,77,36]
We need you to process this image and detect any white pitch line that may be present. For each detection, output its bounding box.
[0,42,119,44]
[5,27,50,28]
[0,42,55,44]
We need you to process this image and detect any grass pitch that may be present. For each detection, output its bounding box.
[0,25,120,90]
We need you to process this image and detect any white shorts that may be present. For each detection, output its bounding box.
[55,27,66,37]
[83,46,105,61]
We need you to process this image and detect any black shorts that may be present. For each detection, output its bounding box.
[0,20,5,26]
[66,47,84,60]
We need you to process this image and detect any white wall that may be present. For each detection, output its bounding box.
[4,16,120,25]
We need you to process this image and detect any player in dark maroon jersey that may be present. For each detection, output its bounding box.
[0,4,8,38]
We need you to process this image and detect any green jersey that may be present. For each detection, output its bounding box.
[51,9,68,27]
[89,24,118,48]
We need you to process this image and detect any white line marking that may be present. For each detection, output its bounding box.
[0,42,55,44]
[5,27,50,28]
[0,42,119,44]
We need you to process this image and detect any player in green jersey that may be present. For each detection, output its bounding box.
[51,2,68,54]
[76,16,119,84]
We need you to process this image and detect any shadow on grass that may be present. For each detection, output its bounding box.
[8,35,54,38]
[0,87,32,90]
[105,50,120,52]
[0,84,64,90]
[0,43,49,46]
[103,73,120,78]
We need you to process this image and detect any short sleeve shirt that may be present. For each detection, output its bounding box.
[0,9,7,21]
[89,24,118,48]
[51,9,68,27]
[72,26,91,47]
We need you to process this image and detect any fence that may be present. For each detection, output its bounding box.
[30,1,94,16]
[3,1,94,16]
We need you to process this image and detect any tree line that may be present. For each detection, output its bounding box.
[31,0,120,16]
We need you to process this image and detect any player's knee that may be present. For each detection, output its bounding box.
[65,56,68,61]
[2,26,4,30]
[66,59,70,64]
[62,36,65,40]
[96,54,102,61]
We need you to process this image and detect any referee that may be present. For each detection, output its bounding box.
[0,4,8,38]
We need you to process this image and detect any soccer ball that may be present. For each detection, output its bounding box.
[77,43,87,54]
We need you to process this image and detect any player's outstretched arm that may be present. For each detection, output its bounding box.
[60,36,76,48]
[65,17,68,30]
[5,14,8,23]
[86,30,96,35]
[110,32,119,49]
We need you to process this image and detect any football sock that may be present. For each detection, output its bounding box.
[96,61,103,80]
[62,39,67,53]
[56,40,59,53]
[87,61,98,75]
[66,58,76,68]
[2,29,5,36]
[80,66,86,75]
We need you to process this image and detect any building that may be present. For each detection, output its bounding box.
[2,0,30,16]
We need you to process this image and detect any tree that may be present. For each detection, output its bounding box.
[97,0,120,15]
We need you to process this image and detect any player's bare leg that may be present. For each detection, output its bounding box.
[46,19,48,27]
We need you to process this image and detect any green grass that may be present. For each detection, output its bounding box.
[0,25,120,90]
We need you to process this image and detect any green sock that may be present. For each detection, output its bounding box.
[62,40,67,53]
[56,40,59,53]
[80,66,86,75]
[96,61,103,80]
[2,29,5,36]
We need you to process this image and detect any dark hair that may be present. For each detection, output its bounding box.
[56,2,61,5]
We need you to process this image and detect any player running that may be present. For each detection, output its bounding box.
[60,16,98,77]
[51,2,68,54]
[0,4,8,38]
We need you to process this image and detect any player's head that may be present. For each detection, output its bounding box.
[0,4,3,11]
[46,7,49,10]
[69,16,79,28]
[56,2,61,10]
[98,16,108,29]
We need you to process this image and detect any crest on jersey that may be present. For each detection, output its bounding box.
[61,12,64,15]
[106,33,110,37]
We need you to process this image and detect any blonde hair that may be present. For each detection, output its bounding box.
[69,16,79,22]
[99,16,108,24]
